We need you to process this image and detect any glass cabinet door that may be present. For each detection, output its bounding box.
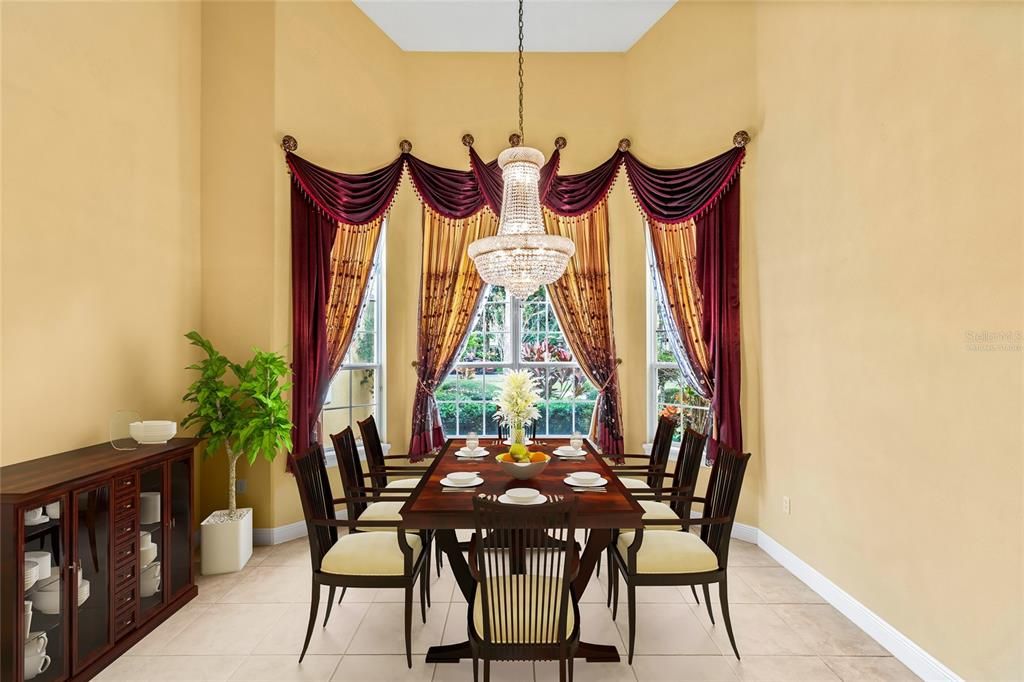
[22,495,68,682]
[169,456,192,599]
[73,485,111,670]
[138,465,166,619]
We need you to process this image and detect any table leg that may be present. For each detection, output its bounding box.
[425,527,621,664]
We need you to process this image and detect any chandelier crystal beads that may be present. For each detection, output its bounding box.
[468,147,574,299]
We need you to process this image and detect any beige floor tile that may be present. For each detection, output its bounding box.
[125,602,210,655]
[94,654,245,681]
[613,580,688,604]
[729,656,841,681]
[772,605,888,656]
[579,572,608,603]
[632,655,738,681]
[195,565,260,603]
[536,659,637,681]
[374,567,455,604]
[433,660,533,682]
[161,604,290,655]
[220,566,332,604]
[689,571,764,605]
[727,542,780,567]
[330,655,435,681]
[249,545,275,566]
[612,600,720,655]
[691,603,814,656]
[345,601,449,655]
[732,568,825,604]
[440,602,470,646]
[261,540,312,567]
[580,602,628,653]
[822,657,919,681]
[252,602,371,655]
[227,654,341,681]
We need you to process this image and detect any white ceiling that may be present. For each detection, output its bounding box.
[352,0,677,53]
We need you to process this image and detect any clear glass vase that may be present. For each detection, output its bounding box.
[510,419,526,446]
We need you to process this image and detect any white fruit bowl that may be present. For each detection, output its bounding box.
[129,421,177,444]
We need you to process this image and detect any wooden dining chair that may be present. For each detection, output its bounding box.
[606,414,679,494]
[330,427,432,609]
[609,443,751,663]
[468,495,580,682]
[290,441,430,667]
[358,415,430,492]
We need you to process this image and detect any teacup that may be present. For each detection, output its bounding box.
[24,508,43,524]
[44,502,61,519]
[24,631,47,655]
[506,488,540,504]
[571,471,602,485]
[141,560,161,580]
[139,530,153,548]
[140,572,162,597]
[24,652,50,680]
[447,471,478,485]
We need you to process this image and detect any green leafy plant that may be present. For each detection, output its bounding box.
[182,331,292,516]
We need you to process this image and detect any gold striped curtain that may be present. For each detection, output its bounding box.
[648,218,712,397]
[544,202,624,456]
[410,206,499,459]
[325,217,385,378]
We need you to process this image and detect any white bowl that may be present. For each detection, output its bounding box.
[141,560,161,579]
[139,530,152,547]
[129,420,177,444]
[30,589,60,615]
[25,552,51,580]
[447,471,478,485]
[140,543,158,567]
[24,651,51,680]
[24,631,47,655]
[505,487,541,504]
[571,471,602,485]
[35,575,60,592]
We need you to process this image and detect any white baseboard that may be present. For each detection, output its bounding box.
[756,531,961,682]
[253,520,306,546]
[730,521,759,544]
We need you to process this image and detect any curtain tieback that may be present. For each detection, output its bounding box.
[596,359,623,393]
[411,361,435,397]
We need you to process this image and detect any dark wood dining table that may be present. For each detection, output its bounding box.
[399,437,644,664]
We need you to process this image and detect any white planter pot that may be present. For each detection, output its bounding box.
[201,508,253,575]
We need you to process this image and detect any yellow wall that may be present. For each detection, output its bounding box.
[753,3,1023,680]
[1,1,202,465]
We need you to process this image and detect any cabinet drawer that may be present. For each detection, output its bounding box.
[113,514,139,543]
[114,609,137,637]
[113,495,138,521]
[113,560,138,590]
[113,538,137,567]
[114,583,138,614]
[114,473,139,496]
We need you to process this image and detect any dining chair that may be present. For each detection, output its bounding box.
[609,443,751,663]
[606,414,679,494]
[358,415,430,492]
[330,427,433,609]
[290,441,430,667]
[467,494,581,682]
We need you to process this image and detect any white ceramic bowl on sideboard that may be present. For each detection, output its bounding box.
[129,420,177,444]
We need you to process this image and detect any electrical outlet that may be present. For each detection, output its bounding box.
[782,496,791,515]
[236,479,247,495]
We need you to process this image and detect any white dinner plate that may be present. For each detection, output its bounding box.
[554,448,585,458]
[498,493,547,505]
[564,475,607,488]
[502,438,534,446]
[440,476,485,488]
[455,448,488,458]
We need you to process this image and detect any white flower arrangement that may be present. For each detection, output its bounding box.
[493,369,541,430]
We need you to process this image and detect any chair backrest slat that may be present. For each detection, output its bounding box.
[471,495,577,651]
[357,415,389,491]
[669,427,709,518]
[290,444,337,570]
[699,443,751,568]
[647,413,680,487]
[330,428,368,520]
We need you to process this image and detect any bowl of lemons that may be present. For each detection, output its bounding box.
[496,444,551,480]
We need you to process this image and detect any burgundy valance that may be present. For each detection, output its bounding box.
[286,152,404,226]
[624,146,745,224]
[543,149,625,216]
[405,154,487,219]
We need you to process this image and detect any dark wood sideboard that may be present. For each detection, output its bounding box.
[1,439,198,681]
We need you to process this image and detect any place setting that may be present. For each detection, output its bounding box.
[440,470,484,492]
[454,432,488,459]
[553,433,587,459]
[563,470,607,493]
[497,487,547,505]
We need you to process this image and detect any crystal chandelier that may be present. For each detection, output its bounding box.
[468,0,574,299]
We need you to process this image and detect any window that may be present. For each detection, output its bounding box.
[647,237,711,443]
[320,226,385,446]
[437,286,598,437]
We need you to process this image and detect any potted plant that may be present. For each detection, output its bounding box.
[182,331,292,574]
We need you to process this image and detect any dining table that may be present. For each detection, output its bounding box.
[399,437,644,664]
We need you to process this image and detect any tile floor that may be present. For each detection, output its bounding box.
[96,538,919,682]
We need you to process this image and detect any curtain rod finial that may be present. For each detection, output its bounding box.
[281,135,297,152]
[462,133,475,147]
[733,130,750,148]
[399,139,412,154]
[618,138,631,152]
[554,136,567,150]
[508,133,522,147]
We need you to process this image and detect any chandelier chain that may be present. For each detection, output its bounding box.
[517,0,524,142]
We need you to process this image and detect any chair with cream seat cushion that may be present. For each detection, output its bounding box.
[354,501,405,532]
[619,476,650,491]
[606,414,679,494]
[619,500,683,534]
[358,416,430,492]
[290,438,429,669]
[610,444,751,664]
[468,495,580,682]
